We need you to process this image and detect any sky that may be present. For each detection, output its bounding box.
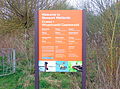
[67,0,117,15]
[67,0,87,9]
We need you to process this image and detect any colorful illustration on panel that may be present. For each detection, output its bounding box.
[39,61,56,72]
[56,61,69,72]
[68,61,82,72]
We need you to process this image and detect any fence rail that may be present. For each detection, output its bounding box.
[0,48,16,77]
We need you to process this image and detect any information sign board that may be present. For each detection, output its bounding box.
[38,10,83,72]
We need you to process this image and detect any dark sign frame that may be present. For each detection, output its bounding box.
[35,10,86,89]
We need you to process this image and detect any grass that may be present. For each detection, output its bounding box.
[0,70,23,89]
[0,69,81,89]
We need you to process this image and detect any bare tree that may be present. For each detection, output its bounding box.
[0,0,69,28]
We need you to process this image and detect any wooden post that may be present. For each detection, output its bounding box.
[35,11,39,89]
[82,10,87,89]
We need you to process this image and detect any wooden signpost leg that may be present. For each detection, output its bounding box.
[35,11,39,89]
[82,10,87,89]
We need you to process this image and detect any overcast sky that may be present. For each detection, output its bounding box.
[67,0,87,9]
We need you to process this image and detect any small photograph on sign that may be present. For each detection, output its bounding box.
[39,61,56,72]
[68,61,82,72]
[56,61,69,72]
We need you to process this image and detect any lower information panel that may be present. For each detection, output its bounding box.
[39,61,82,72]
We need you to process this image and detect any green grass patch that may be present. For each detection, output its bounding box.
[0,70,82,89]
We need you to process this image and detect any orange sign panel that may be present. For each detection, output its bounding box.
[38,10,83,62]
